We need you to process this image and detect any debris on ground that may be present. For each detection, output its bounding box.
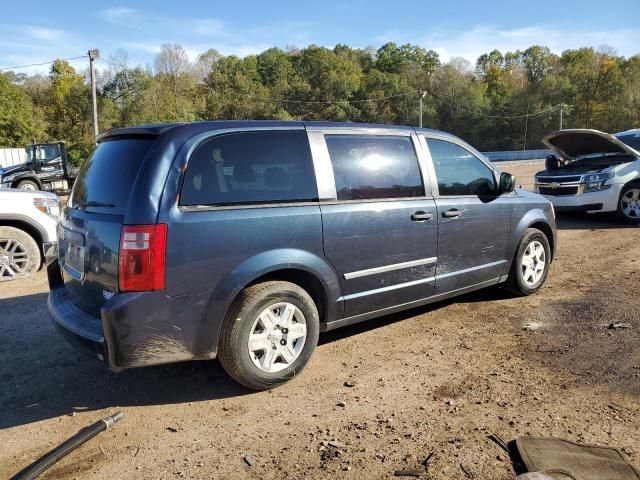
[460,463,475,478]
[422,451,436,468]
[609,322,632,329]
[515,436,640,480]
[487,433,511,453]
[344,380,356,387]
[393,469,424,477]
[327,440,346,449]
[337,400,347,407]
[523,322,542,332]
[243,454,255,467]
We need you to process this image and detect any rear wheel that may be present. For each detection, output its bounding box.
[218,281,320,390]
[617,183,640,224]
[0,226,41,281]
[505,228,550,296]
[16,180,38,190]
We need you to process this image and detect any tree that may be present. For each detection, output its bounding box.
[153,43,198,121]
[0,73,45,146]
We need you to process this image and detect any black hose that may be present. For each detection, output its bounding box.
[10,412,124,480]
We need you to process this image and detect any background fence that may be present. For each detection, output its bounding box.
[483,149,552,162]
[0,148,28,168]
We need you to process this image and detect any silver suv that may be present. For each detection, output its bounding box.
[535,129,640,223]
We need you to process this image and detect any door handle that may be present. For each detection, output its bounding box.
[411,211,433,221]
[442,209,463,218]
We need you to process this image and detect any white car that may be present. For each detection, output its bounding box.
[535,129,640,223]
[0,189,59,281]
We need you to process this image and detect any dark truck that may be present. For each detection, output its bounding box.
[0,142,78,193]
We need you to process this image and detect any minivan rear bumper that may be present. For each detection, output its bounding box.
[47,260,218,369]
[48,285,109,363]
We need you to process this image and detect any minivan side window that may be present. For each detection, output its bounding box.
[426,138,496,196]
[180,130,318,206]
[325,135,424,201]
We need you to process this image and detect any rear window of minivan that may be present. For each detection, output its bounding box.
[70,138,156,214]
[180,130,317,207]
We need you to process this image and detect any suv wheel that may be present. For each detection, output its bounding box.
[617,183,640,224]
[0,226,41,281]
[16,180,38,190]
[505,228,550,296]
[218,281,320,390]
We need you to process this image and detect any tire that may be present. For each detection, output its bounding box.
[504,228,550,296]
[218,281,320,390]
[617,183,640,224]
[0,226,41,281]
[16,180,38,190]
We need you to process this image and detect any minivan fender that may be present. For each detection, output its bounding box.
[505,208,556,276]
[202,248,343,355]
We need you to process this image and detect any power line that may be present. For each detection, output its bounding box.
[426,90,561,119]
[279,91,418,104]
[0,55,88,72]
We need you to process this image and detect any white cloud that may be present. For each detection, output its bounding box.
[380,24,640,63]
[192,19,228,37]
[101,7,139,18]
[23,26,68,43]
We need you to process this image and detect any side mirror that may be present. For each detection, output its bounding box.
[499,172,516,193]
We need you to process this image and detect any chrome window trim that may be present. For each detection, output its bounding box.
[344,256,437,280]
[178,201,320,212]
[319,196,434,206]
[305,126,413,137]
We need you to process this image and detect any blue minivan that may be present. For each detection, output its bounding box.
[48,121,556,390]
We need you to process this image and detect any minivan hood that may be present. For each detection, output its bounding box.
[542,129,640,160]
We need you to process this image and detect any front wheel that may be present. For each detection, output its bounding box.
[617,183,640,224]
[0,226,41,281]
[16,180,38,190]
[218,281,320,390]
[505,228,550,296]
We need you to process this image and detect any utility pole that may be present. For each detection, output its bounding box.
[418,90,427,128]
[88,49,100,142]
[559,104,564,131]
[523,103,530,156]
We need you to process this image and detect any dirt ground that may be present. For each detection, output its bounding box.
[1,160,639,479]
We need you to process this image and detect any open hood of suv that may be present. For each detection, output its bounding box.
[542,129,640,160]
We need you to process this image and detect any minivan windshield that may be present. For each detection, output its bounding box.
[70,138,156,214]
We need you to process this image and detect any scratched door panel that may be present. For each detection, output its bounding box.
[434,196,510,293]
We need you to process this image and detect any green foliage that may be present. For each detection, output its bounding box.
[1,43,639,162]
[0,73,45,146]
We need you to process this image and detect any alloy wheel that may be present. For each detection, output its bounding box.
[621,188,640,219]
[0,237,29,280]
[247,302,307,373]
[521,240,546,287]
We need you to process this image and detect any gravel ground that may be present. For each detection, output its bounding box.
[1,161,639,479]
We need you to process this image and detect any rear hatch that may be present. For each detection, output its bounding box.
[59,137,157,316]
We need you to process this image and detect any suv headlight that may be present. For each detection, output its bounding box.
[33,197,60,219]
[584,172,614,192]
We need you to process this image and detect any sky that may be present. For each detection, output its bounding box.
[1,0,639,74]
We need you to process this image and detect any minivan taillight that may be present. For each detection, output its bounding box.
[119,224,167,292]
